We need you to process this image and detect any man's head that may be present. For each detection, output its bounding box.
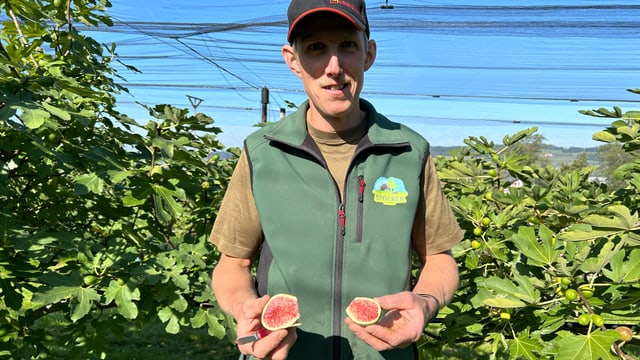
[282,0,376,129]
[287,0,369,44]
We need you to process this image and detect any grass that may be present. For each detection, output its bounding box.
[104,318,239,360]
[31,313,527,359]
[31,313,240,360]
[33,314,490,360]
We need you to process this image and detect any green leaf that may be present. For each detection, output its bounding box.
[509,330,542,359]
[554,330,620,360]
[32,285,76,306]
[74,172,105,195]
[70,288,100,322]
[107,169,133,183]
[511,225,559,266]
[166,315,181,334]
[603,250,626,283]
[582,205,638,230]
[580,239,617,274]
[104,280,140,319]
[21,108,49,129]
[122,189,149,206]
[592,131,617,143]
[512,274,541,304]
[475,277,527,308]
[158,307,180,334]
[482,297,526,308]
[170,295,188,312]
[603,249,640,283]
[503,127,538,146]
[151,184,185,223]
[1,278,24,310]
[152,137,175,159]
[558,224,622,242]
[158,307,173,323]
[191,309,226,339]
[42,102,71,121]
[622,110,640,120]
[621,248,640,282]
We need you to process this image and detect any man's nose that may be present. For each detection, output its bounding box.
[325,54,342,77]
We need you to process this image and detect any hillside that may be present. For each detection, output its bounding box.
[431,145,600,168]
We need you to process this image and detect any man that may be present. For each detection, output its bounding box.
[210,0,463,358]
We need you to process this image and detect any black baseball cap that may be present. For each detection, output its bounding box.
[287,0,370,43]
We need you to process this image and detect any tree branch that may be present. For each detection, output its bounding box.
[5,1,39,70]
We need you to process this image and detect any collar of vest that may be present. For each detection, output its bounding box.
[264,99,411,147]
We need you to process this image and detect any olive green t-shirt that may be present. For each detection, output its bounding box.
[209,122,463,259]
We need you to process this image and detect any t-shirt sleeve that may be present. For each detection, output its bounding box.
[208,150,263,259]
[412,155,464,257]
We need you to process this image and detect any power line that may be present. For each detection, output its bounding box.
[114,99,612,129]
[118,82,640,104]
[200,33,285,108]
[107,16,263,102]
[174,37,259,90]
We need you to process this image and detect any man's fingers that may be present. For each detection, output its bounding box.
[238,328,289,359]
[268,327,297,360]
[365,324,412,349]
[346,318,393,351]
[242,295,270,318]
[375,292,414,311]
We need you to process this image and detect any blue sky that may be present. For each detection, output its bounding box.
[87,0,640,149]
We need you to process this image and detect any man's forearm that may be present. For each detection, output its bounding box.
[212,254,258,319]
[412,251,459,309]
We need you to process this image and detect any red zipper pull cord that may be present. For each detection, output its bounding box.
[357,175,365,202]
[339,204,346,236]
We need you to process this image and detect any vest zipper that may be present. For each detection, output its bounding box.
[334,202,346,359]
[355,175,365,243]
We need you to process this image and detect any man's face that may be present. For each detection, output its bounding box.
[283,13,376,127]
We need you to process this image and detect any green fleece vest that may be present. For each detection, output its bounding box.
[245,100,429,360]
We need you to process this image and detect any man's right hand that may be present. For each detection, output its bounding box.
[235,295,297,360]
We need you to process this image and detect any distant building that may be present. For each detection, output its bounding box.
[510,179,524,188]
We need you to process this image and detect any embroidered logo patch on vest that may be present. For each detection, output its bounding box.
[372,177,408,206]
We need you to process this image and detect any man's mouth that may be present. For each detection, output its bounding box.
[325,83,347,91]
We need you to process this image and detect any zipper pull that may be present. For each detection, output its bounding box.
[338,204,346,236]
[357,175,365,202]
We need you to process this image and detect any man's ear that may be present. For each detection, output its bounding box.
[364,39,377,71]
[282,44,302,77]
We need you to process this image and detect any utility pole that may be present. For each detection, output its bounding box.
[187,95,203,115]
[381,0,394,9]
[261,87,269,123]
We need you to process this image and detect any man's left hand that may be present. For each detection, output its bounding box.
[345,291,435,351]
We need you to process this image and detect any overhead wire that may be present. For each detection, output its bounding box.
[199,32,286,109]
[82,3,640,127]
[107,16,266,105]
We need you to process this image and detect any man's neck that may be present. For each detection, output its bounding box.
[306,104,365,133]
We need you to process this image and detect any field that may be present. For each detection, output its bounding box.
[431,145,600,168]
